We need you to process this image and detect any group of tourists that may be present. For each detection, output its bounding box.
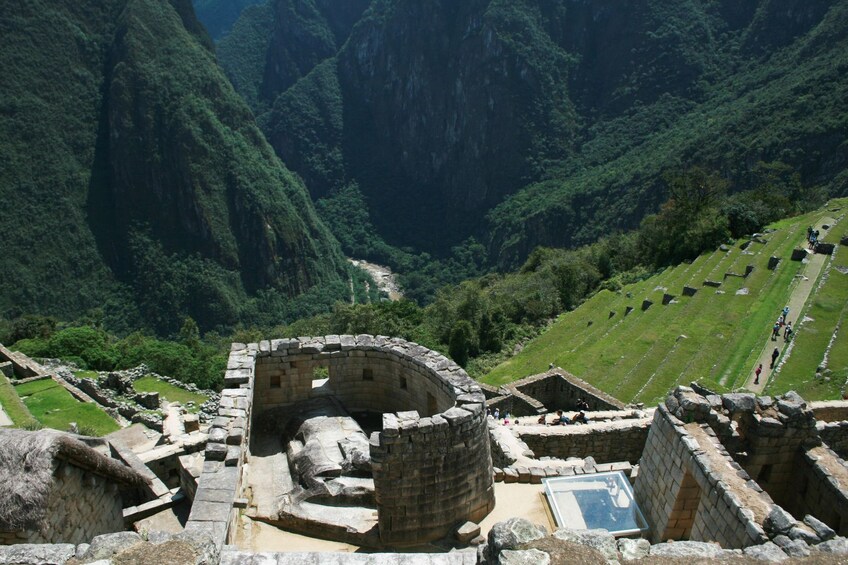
[488,398,592,426]
[770,305,793,342]
[807,226,821,249]
[756,306,794,384]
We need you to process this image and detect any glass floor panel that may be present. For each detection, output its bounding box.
[543,471,649,537]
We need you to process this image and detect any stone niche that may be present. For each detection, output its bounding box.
[252,335,495,546]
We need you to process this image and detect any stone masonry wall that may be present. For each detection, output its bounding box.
[184,342,257,551]
[785,446,848,536]
[517,417,651,465]
[250,336,494,546]
[513,370,625,412]
[818,421,848,459]
[811,400,848,423]
[253,336,455,416]
[635,404,769,548]
[189,336,494,549]
[0,460,125,545]
[372,406,495,545]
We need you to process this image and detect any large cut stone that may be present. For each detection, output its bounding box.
[488,518,547,555]
[553,529,617,562]
[499,548,550,565]
[617,538,650,561]
[765,506,796,535]
[722,393,756,413]
[743,541,788,561]
[83,532,143,560]
[650,540,727,558]
[804,514,836,541]
[817,537,848,554]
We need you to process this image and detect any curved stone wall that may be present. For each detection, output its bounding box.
[252,335,495,545]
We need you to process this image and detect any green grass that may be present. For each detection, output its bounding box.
[482,200,848,405]
[132,376,208,412]
[73,370,100,380]
[14,379,119,436]
[769,217,848,399]
[0,374,40,428]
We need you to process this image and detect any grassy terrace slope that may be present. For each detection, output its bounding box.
[770,216,848,400]
[14,379,119,436]
[483,199,848,405]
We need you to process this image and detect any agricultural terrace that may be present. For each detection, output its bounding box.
[14,378,119,436]
[483,199,847,405]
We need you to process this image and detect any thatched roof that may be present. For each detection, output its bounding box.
[0,429,149,532]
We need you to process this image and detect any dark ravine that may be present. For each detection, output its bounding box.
[221,0,848,265]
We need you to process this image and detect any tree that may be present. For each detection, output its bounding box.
[448,320,477,368]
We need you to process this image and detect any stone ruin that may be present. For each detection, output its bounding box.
[216,335,495,547]
[5,336,848,564]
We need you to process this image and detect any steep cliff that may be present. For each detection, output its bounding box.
[0,0,348,333]
[218,0,369,115]
[225,0,848,268]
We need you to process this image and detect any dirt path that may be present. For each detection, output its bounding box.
[744,219,835,393]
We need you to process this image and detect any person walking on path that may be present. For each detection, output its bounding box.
[772,322,781,340]
[754,364,763,385]
[784,321,793,341]
[770,347,780,369]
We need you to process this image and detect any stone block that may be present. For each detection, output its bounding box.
[225,446,240,467]
[529,468,546,484]
[455,521,481,543]
[722,392,756,413]
[682,286,697,297]
[0,544,76,564]
[500,549,550,565]
[83,532,143,560]
[804,514,835,541]
[768,256,781,270]
[205,443,227,461]
[488,518,547,555]
[743,541,788,561]
[815,242,836,255]
[791,248,808,261]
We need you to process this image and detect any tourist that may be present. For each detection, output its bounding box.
[493,408,499,421]
[782,306,790,319]
[577,398,589,411]
[784,322,793,341]
[770,347,780,369]
[504,411,510,425]
[754,363,762,385]
[771,322,781,341]
[537,414,547,425]
[574,411,588,424]
[559,411,570,425]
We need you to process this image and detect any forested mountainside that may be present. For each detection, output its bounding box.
[0,0,349,335]
[222,0,848,267]
[192,0,263,40]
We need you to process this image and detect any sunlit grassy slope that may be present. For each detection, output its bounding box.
[14,378,119,436]
[483,199,848,406]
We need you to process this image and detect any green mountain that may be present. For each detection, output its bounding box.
[0,0,349,335]
[222,0,848,266]
[192,0,264,41]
